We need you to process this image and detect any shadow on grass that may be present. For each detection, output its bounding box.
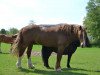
[0,52,10,54]
[95,70,100,72]
[17,67,100,75]
[63,68,100,73]
[34,69,87,75]
[17,68,34,73]
[17,68,88,75]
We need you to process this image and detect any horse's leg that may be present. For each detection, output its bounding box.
[16,46,26,68]
[10,44,12,53]
[0,43,2,53]
[43,51,52,68]
[27,44,34,69]
[56,46,64,71]
[16,57,22,68]
[67,53,72,68]
[41,46,52,68]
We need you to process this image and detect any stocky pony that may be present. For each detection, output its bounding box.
[11,23,86,71]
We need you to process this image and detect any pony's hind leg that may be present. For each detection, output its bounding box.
[27,44,34,69]
[10,44,12,53]
[16,57,22,68]
[16,46,26,68]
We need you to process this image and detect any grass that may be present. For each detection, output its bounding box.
[0,43,42,53]
[0,43,100,75]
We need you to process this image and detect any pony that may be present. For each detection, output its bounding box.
[11,23,86,71]
[0,34,17,53]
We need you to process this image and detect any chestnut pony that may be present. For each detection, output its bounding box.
[0,34,17,53]
[11,23,86,71]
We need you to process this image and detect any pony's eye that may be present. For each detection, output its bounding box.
[79,32,83,39]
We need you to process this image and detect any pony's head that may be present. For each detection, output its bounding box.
[0,34,5,42]
[76,26,86,47]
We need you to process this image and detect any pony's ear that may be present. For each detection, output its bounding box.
[78,26,82,30]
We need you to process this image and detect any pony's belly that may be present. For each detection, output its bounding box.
[35,39,58,47]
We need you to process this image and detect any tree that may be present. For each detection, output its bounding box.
[9,28,19,35]
[83,0,100,44]
[0,29,7,34]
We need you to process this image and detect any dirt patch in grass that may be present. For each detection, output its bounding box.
[31,51,56,56]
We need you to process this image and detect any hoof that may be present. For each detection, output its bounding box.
[29,66,35,69]
[16,62,22,68]
[16,65,22,68]
[44,65,51,69]
[67,65,71,68]
[18,67,22,69]
[28,64,35,69]
[67,67,71,69]
[46,67,53,69]
[56,68,62,72]
[67,66,71,68]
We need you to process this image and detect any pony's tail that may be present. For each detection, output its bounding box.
[11,29,23,57]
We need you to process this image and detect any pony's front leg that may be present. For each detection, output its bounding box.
[27,57,34,69]
[55,46,64,72]
[16,57,22,68]
[67,54,72,68]
[27,44,34,69]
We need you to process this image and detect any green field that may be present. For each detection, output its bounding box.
[0,43,100,75]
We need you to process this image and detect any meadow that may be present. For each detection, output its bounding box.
[0,43,100,75]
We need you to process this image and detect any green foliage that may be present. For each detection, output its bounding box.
[83,0,100,45]
[0,29,7,34]
[0,28,19,35]
[8,28,19,35]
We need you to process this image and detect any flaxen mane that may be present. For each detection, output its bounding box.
[57,24,82,36]
[58,24,74,35]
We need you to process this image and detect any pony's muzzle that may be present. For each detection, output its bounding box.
[80,42,86,48]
